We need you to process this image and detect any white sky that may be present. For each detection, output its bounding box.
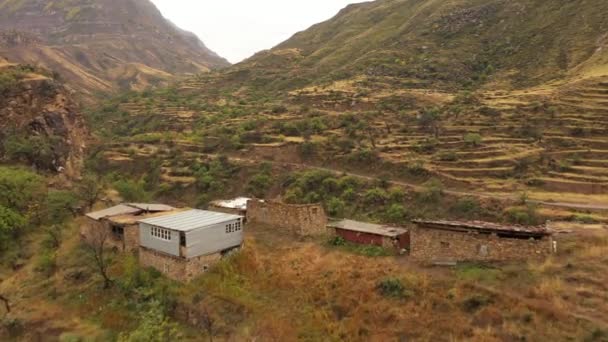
[150,0,371,63]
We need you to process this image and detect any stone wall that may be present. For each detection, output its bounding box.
[80,219,139,252]
[410,227,553,262]
[139,247,222,282]
[247,200,327,236]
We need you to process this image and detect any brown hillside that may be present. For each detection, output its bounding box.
[0,0,229,98]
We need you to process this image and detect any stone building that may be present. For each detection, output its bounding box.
[410,220,554,263]
[328,219,409,252]
[246,199,327,236]
[82,203,175,252]
[138,209,244,282]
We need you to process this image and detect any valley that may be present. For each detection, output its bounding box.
[1,0,608,340]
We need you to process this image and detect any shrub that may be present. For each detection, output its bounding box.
[327,197,346,217]
[377,278,408,299]
[329,236,346,246]
[463,133,482,147]
[45,190,78,224]
[504,204,542,226]
[438,151,458,162]
[364,188,389,205]
[0,206,27,251]
[462,295,492,313]
[419,179,444,203]
[451,197,482,218]
[114,179,150,202]
[385,204,409,223]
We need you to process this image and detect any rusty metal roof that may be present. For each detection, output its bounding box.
[412,219,551,237]
[328,219,408,237]
[128,203,175,212]
[86,204,142,221]
[86,203,175,221]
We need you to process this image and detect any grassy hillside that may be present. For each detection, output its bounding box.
[219,0,608,92]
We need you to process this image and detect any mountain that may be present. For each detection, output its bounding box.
[223,0,608,91]
[0,57,87,177]
[0,0,229,97]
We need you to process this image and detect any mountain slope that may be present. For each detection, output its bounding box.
[222,0,608,91]
[0,57,87,177]
[0,0,229,97]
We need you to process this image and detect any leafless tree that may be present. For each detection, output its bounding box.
[83,227,113,289]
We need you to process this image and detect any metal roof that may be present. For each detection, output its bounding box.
[128,203,175,212]
[210,197,252,210]
[412,219,551,237]
[86,204,142,221]
[138,209,243,232]
[328,219,408,237]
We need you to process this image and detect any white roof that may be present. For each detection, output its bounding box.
[328,219,408,237]
[210,197,252,210]
[138,209,243,232]
[86,204,142,221]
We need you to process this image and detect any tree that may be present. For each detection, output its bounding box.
[78,174,103,211]
[0,167,45,212]
[45,190,78,224]
[464,133,482,147]
[83,227,113,289]
[0,205,26,251]
[418,108,442,138]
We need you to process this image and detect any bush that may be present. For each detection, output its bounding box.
[385,204,409,223]
[504,205,542,226]
[377,278,408,299]
[0,206,27,251]
[463,133,482,147]
[419,179,444,203]
[462,295,492,313]
[327,197,346,217]
[114,179,150,202]
[438,151,458,162]
[329,236,346,246]
[451,197,482,218]
[45,190,78,224]
[364,188,389,205]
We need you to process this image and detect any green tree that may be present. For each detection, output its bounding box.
[45,191,78,224]
[0,206,26,251]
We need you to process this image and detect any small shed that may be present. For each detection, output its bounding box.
[328,219,409,252]
[208,197,252,217]
[137,210,244,282]
[83,203,176,252]
[410,219,554,263]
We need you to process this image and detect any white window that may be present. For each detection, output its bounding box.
[151,226,171,241]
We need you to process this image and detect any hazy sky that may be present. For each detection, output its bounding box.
[151,0,371,63]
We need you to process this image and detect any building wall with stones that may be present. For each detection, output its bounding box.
[410,227,553,262]
[80,218,139,252]
[139,247,222,282]
[247,200,327,236]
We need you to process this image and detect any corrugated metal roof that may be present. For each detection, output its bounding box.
[86,204,142,221]
[328,219,408,237]
[128,203,175,212]
[210,197,252,210]
[412,219,551,236]
[138,209,243,232]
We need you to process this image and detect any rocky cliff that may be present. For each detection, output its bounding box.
[0,58,87,177]
[0,0,229,97]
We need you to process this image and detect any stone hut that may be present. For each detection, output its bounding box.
[246,199,327,236]
[410,220,554,263]
[328,219,409,252]
[82,203,175,252]
[138,209,244,282]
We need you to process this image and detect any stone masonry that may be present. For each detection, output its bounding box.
[139,246,223,282]
[410,226,554,262]
[246,200,328,236]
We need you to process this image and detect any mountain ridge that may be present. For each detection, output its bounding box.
[0,0,230,98]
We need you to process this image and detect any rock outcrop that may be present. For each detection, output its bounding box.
[0,59,87,177]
